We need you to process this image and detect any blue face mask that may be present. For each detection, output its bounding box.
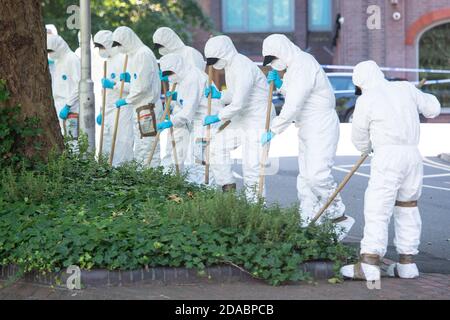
[48,58,55,65]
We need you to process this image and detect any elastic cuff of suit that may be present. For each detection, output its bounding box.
[395,200,418,207]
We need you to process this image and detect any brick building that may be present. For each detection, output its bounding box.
[194,0,450,80]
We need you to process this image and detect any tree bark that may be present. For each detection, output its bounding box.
[0,0,63,160]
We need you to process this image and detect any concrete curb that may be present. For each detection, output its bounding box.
[0,261,335,288]
[438,153,450,163]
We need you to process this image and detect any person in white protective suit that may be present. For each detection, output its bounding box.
[93,30,134,166]
[47,34,80,138]
[261,34,354,239]
[153,27,206,71]
[340,61,441,281]
[112,26,163,166]
[203,35,275,200]
[156,53,221,184]
[46,25,58,77]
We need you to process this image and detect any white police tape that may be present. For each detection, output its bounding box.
[322,64,450,75]
[413,79,450,85]
[254,61,450,75]
[333,79,450,95]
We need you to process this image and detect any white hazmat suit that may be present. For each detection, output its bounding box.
[159,53,221,184]
[46,25,58,78]
[205,35,274,201]
[262,34,352,235]
[93,30,134,166]
[47,34,80,137]
[153,27,206,71]
[340,61,441,281]
[112,26,163,166]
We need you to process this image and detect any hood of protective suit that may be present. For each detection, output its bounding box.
[352,60,386,91]
[94,30,119,58]
[112,26,144,55]
[46,24,58,35]
[262,34,302,67]
[47,34,71,61]
[153,27,185,53]
[159,53,189,81]
[204,35,238,66]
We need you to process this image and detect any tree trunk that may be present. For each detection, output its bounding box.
[0,0,63,160]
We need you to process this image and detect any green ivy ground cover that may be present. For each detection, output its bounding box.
[0,142,355,285]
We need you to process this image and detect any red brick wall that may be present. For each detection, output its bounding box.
[194,0,450,81]
[333,0,450,80]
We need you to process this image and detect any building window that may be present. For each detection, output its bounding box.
[222,0,295,33]
[308,0,332,32]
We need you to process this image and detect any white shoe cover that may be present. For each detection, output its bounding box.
[335,216,355,242]
[387,263,419,279]
[340,263,381,281]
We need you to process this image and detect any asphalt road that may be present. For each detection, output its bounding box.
[233,155,450,274]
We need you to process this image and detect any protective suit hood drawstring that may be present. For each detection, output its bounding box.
[204,35,238,67]
[262,34,302,67]
[352,60,387,91]
[112,26,145,55]
[153,27,185,52]
[47,34,71,61]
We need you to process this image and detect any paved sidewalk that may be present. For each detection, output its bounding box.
[1,273,449,300]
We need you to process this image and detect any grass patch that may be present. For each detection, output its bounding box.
[0,140,355,285]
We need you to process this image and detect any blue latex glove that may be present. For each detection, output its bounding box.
[204,115,221,126]
[101,78,116,89]
[119,72,131,83]
[157,120,173,132]
[261,131,275,146]
[159,70,169,82]
[59,105,71,120]
[204,86,222,99]
[267,70,283,89]
[166,91,178,102]
[115,99,128,108]
[48,58,55,65]
[96,113,102,126]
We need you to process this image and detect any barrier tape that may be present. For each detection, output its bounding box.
[322,64,450,75]
[253,61,450,75]
[333,79,450,94]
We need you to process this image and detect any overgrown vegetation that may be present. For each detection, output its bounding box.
[41,0,214,51]
[0,80,43,170]
[0,78,354,286]
[0,139,354,285]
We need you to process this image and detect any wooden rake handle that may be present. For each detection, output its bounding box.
[257,79,275,198]
[109,55,128,166]
[204,66,215,184]
[146,82,178,166]
[99,60,107,158]
[310,153,369,224]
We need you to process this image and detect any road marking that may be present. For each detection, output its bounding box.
[423,158,450,171]
[423,162,450,172]
[333,166,450,192]
[333,166,370,178]
[232,171,243,180]
[424,173,450,178]
[337,164,371,168]
[422,184,450,192]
